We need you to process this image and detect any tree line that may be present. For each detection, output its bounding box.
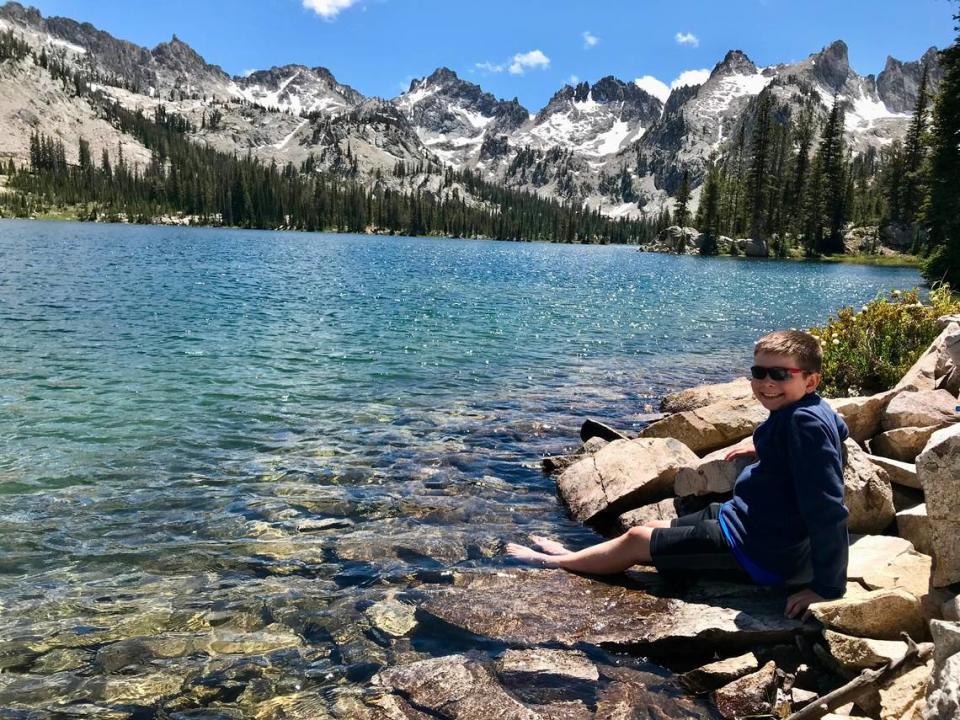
[680,3,959,286]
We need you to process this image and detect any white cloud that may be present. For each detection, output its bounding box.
[241,68,257,78]
[509,49,550,75]
[476,49,551,76]
[475,60,505,73]
[569,74,579,84]
[582,31,599,49]
[302,0,360,20]
[634,75,670,102]
[675,31,699,47]
[671,68,710,88]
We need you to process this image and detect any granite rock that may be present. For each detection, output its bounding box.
[556,438,697,526]
[639,397,768,456]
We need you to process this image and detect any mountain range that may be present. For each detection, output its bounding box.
[0,1,943,218]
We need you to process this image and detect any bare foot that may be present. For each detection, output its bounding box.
[505,543,559,566]
[530,535,571,555]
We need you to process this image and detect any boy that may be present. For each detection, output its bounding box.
[506,330,849,619]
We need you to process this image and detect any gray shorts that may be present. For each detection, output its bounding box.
[649,503,749,579]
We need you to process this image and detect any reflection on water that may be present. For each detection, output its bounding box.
[0,220,920,714]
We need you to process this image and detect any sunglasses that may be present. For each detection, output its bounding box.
[750,365,806,381]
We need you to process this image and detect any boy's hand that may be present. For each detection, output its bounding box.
[785,588,825,619]
[724,439,757,461]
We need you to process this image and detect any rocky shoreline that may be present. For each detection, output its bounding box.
[354,316,960,720]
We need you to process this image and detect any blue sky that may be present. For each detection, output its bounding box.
[21,0,957,109]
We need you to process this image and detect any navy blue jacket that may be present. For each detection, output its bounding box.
[720,393,849,599]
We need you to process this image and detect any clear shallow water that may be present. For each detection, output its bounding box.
[0,220,922,714]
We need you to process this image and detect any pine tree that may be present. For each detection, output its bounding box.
[747,91,773,240]
[698,161,722,255]
[923,1,960,286]
[900,63,931,225]
[673,169,691,227]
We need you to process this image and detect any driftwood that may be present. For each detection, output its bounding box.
[785,634,933,720]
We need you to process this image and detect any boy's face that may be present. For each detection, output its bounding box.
[751,351,820,412]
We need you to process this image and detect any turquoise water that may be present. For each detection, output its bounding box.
[0,219,922,713]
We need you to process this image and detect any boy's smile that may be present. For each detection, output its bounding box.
[751,351,820,411]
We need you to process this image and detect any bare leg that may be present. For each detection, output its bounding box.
[506,526,654,574]
[529,535,571,555]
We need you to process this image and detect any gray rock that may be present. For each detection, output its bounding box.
[828,390,899,443]
[916,424,960,586]
[712,661,776,719]
[639,397,768,456]
[660,377,753,413]
[897,323,960,392]
[673,444,753,497]
[823,629,908,669]
[869,426,939,463]
[808,587,926,641]
[364,600,417,638]
[896,504,934,557]
[867,454,920,489]
[881,389,958,430]
[556,438,698,526]
[681,651,759,693]
[616,497,678,532]
[943,596,960,622]
[843,438,896,534]
[847,534,932,601]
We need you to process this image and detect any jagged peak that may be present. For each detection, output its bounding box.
[426,66,459,84]
[712,49,757,77]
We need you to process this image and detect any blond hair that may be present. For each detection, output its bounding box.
[754,330,822,372]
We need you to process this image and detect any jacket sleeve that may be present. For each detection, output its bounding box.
[786,408,849,599]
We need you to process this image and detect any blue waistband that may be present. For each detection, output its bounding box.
[718,509,784,586]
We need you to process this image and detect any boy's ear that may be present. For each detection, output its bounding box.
[804,372,821,394]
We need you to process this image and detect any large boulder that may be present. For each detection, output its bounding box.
[735,237,769,257]
[867,454,920,489]
[556,438,698,526]
[897,504,934,557]
[881,389,958,430]
[869,426,939,463]
[422,569,806,658]
[934,329,960,395]
[843,439,896,534]
[809,587,926,641]
[847,535,932,604]
[916,424,960,587]
[829,390,899,443]
[897,322,960,392]
[639,397,768,456]
[925,620,960,720]
[660,377,753,413]
[655,225,701,253]
[673,445,754,497]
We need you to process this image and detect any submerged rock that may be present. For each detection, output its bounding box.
[421,568,805,659]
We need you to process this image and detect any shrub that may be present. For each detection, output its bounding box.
[811,284,960,397]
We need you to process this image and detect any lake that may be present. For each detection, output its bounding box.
[0,219,922,714]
